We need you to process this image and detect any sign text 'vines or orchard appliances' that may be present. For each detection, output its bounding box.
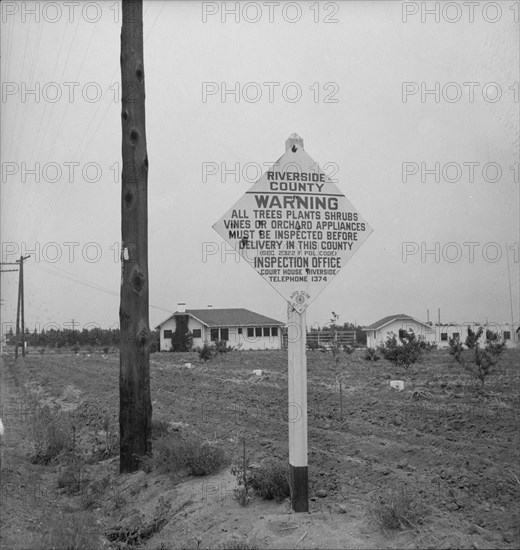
[213,143,373,313]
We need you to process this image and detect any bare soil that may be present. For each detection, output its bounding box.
[1,347,519,549]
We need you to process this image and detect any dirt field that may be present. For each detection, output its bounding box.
[1,347,519,549]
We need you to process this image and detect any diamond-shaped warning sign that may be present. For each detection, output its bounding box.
[213,139,373,312]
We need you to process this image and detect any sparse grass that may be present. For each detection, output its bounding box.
[24,511,100,550]
[249,458,290,502]
[105,496,171,546]
[151,417,170,439]
[57,460,86,495]
[231,437,252,506]
[30,404,74,464]
[184,439,227,476]
[145,433,227,476]
[370,485,428,531]
[80,476,110,510]
[364,347,380,362]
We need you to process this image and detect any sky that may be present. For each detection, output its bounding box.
[1,0,519,336]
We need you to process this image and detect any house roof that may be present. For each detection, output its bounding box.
[363,314,433,331]
[156,308,284,329]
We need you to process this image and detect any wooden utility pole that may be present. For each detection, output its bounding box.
[13,256,29,358]
[70,319,78,344]
[0,263,19,356]
[20,256,28,356]
[119,0,152,473]
[15,267,21,359]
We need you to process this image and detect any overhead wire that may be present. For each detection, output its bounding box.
[30,260,172,314]
[32,1,166,240]
[6,15,32,162]
[32,17,96,240]
[11,20,45,231]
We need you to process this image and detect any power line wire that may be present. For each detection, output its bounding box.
[30,261,171,313]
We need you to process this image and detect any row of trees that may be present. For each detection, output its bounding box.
[4,326,160,350]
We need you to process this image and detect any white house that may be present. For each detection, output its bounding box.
[433,322,518,349]
[156,303,285,351]
[363,313,436,348]
[363,314,518,349]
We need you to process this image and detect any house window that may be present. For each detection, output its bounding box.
[247,328,254,338]
[238,328,242,334]
[164,330,172,339]
[192,329,201,339]
[221,328,229,341]
[398,329,407,339]
[271,327,278,337]
[255,327,262,337]
[263,327,270,337]
[504,331,510,340]
[210,329,219,341]
[441,333,448,341]
[452,333,460,340]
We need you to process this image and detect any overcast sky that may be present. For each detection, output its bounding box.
[1,0,519,334]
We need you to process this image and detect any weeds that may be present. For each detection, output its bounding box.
[249,458,290,502]
[370,485,427,531]
[198,343,213,362]
[186,440,227,476]
[105,496,171,546]
[91,413,119,461]
[230,437,252,506]
[365,347,380,362]
[80,476,109,510]
[30,404,74,464]
[151,417,170,439]
[57,459,86,495]
[144,433,227,476]
[26,511,100,550]
[215,340,234,354]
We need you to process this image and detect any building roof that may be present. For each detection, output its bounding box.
[156,308,284,329]
[363,314,433,331]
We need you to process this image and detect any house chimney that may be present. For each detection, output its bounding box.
[438,308,441,325]
[177,302,186,313]
[427,309,430,323]
[207,304,213,308]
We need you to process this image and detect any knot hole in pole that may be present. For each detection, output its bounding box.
[130,129,140,146]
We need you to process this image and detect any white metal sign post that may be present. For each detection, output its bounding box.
[213,134,373,512]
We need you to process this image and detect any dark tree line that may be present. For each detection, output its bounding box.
[5,326,160,351]
[5,326,121,348]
